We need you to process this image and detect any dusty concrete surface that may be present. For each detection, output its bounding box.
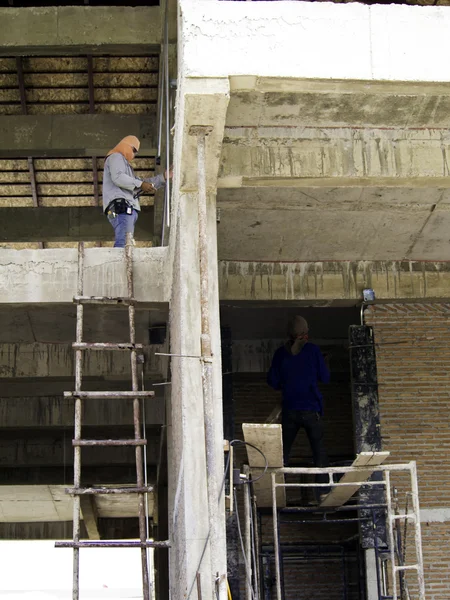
[0,115,156,158]
[219,260,450,302]
[0,247,169,304]
[216,187,450,262]
[0,6,161,54]
[0,207,154,243]
[180,1,450,83]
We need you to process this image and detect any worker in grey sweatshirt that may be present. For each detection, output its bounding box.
[102,135,170,247]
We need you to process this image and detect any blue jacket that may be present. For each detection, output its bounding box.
[267,342,330,414]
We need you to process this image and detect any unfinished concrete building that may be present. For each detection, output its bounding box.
[1,1,449,599]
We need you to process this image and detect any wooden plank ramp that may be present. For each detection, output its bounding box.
[320,451,390,508]
[242,423,286,508]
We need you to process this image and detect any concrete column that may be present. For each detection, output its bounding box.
[167,192,225,600]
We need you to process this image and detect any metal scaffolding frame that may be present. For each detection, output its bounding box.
[55,236,170,600]
[267,461,425,600]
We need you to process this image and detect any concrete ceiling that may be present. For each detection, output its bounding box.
[216,83,450,262]
[0,305,168,344]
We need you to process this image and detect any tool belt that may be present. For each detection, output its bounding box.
[106,198,133,215]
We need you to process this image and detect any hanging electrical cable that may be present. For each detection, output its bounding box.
[184,439,268,600]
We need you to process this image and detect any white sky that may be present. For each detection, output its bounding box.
[0,541,148,598]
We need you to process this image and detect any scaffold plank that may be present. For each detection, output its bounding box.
[320,451,390,508]
[242,423,286,508]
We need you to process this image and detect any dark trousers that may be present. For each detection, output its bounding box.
[282,409,330,495]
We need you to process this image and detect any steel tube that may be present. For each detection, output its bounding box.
[275,463,414,475]
[272,473,282,600]
[410,462,426,600]
[384,471,397,600]
[244,483,252,600]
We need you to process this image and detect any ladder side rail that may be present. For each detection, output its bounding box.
[73,241,85,600]
[126,234,151,600]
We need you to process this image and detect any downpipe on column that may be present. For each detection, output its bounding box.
[192,125,228,600]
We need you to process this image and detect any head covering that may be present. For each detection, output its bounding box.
[288,316,309,338]
[107,135,140,163]
[286,316,309,355]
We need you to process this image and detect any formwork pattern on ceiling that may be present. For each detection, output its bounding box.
[0,56,158,248]
[0,56,158,115]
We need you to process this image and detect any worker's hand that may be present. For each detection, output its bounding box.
[165,166,173,179]
[140,181,155,193]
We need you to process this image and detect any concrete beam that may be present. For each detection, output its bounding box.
[179,78,230,191]
[0,115,156,158]
[218,127,450,187]
[218,260,450,303]
[180,1,450,83]
[0,6,161,55]
[80,496,100,540]
[0,248,169,304]
[0,485,153,523]
[0,428,160,467]
[0,465,156,486]
[0,207,154,243]
[216,187,450,262]
[0,396,164,427]
[0,343,164,379]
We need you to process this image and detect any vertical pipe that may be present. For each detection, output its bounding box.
[409,462,425,600]
[164,0,170,230]
[384,471,397,600]
[193,127,227,600]
[272,473,282,600]
[126,233,150,600]
[244,484,252,600]
[73,242,84,600]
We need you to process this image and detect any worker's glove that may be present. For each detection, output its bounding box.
[140,181,156,193]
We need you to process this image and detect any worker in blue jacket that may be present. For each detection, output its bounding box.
[268,316,330,498]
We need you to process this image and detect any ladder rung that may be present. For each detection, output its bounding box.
[74,296,135,306]
[73,439,147,447]
[64,391,155,399]
[55,540,170,549]
[72,342,144,351]
[67,486,154,495]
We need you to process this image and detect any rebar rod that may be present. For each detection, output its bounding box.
[126,233,150,600]
[72,241,84,600]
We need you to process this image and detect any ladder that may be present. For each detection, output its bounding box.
[55,236,170,600]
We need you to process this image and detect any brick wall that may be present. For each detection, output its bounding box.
[366,303,450,600]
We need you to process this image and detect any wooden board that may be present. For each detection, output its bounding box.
[242,423,286,508]
[320,451,390,508]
